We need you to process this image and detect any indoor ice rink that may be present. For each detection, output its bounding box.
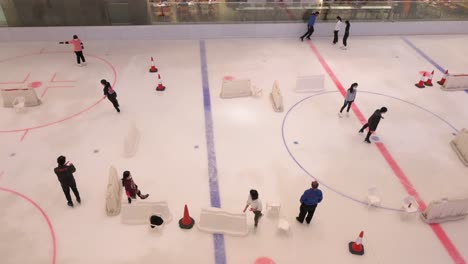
[1,2,468,264]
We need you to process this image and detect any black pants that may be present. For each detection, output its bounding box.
[74,51,85,64]
[359,123,373,140]
[301,26,315,39]
[61,181,80,203]
[343,32,349,47]
[333,30,339,44]
[340,100,353,113]
[297,203,317,224]
[253,210,263,227]
[107,93,120,112]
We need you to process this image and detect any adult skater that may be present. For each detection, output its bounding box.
[341,20,350,49]
[59,35,86,66]
[101,79,120,113]
[296,181,323,224]
[122,171,149,204]
[339,83,358,117]
[54,156,81,207]
[333,16,342,44]
[359,107,388,143]
[243,189,263,228]
[300,11,320,41]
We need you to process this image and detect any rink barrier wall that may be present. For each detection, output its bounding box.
[1,21,468,41]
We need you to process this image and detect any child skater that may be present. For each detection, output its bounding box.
[243,189,263,228]
[59,35,86,66]
[101,79,120,113]
[339,83,358,117]
[122,171,149,204]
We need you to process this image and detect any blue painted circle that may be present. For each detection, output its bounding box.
[371,136,380,141]
[282,91,459,211]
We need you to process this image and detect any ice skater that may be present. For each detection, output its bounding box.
[300,11,320,41]
[54,156,81,207]
[122,171,149,204]
[341,20,351,50]
[339,83,358,117]
[333,16,342,44]
[243,189,263,228]
[59,35,86,66]
[101,79,120,113]
[296,181,323,224]
[359,107,388,143]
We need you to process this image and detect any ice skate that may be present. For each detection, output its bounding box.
[68,201,74,207]
[338,112,343,118]
[82,62,87,66]
[359,129,364,133]
[76,63,83,67]
[300,37,304,42]
[364,138,371,144]
[306,37,311,40]
[340,46,347,50]
[77,198,81,204]
[140,194,149,199]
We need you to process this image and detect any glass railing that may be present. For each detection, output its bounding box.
[1,0,468,27]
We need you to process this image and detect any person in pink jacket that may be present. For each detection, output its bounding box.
[59,35,86,66]
[122,171,149,204]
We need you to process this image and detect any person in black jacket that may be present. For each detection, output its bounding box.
[101,79,120,113]
[54,156,81,207]
[359,107,388,143]
[341,20,350,50]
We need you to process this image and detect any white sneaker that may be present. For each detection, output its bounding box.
[338,113,343,118]
[76,63,83,67]
[82,62,87,66]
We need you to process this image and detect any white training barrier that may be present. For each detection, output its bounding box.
[295,75,325,93]
[198,207,249,236]
[1,88,41,108]
[220,79,252,98]
[441,74,468,91]
[420,197,468,224]
[270,80,284,112]
[121,200,173,225]
[123,122,140,158]
[105,166,123,216]
[450,128,468,167]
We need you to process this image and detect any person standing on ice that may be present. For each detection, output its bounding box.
[332,16,342,44]
[296,181,322,224]
[341,20,351,50]
[59,35,86,66]
[359,107,388,144]
[54,156,81,207]
[243,189,263,228]
[300,11,320,41]
[122,171,149,204]
[339,83,358,117]
[101,79,120,113]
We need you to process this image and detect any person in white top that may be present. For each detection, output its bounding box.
[333,16,342,44]
[243,189,263,227]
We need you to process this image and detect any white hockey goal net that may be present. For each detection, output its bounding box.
[220,79,252,98]
[1,88,41,108]
[441,74,468,91]
[420,197,468,224]
[450,128,468,167]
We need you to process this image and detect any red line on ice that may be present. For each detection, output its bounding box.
[20,129,29,142]
[0,187,57,264]
[307,42,465,264]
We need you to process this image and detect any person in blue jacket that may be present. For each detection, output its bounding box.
[300,11,320,41]
[296,181,323,224]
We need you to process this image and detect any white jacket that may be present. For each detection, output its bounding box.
[335,20,342,31]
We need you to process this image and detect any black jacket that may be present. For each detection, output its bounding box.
[368,109,383,131]
[54,164,76,184]
[103,82,116,97]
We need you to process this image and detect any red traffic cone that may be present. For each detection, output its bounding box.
[149,57,158,73]
[415,73,426,88]
[437,70,448,85]
[156,74,166,91]
[424,70,434,86]
[348,231,365,255]
[179,204,195,229]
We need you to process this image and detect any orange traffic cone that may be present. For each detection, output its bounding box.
[348,231,365,255]
[156,74,166,91]
[149,57,158,73]
[437,70,448,85]
[179,204,195,229]
[424,70,434,86]
[415,73,426,88]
